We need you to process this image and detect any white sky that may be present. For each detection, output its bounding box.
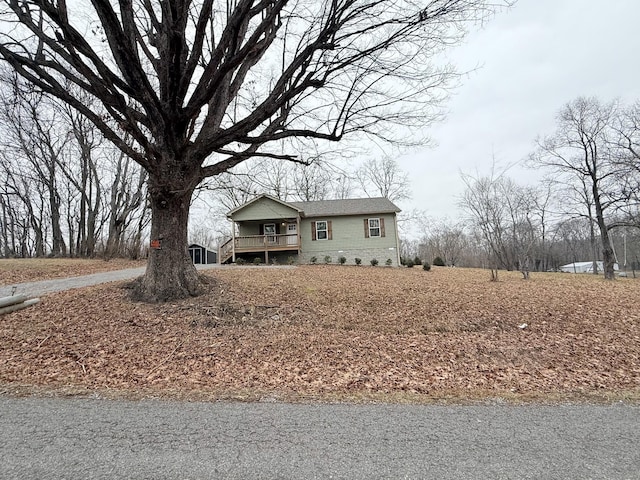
[396,0,640,220]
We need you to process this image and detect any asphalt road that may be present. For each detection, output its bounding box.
[1,397,638,479]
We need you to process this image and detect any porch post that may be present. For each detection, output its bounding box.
[264,234,269,264]
[231,219,236,263]
[297,215,301,255]
[394,213,401,266]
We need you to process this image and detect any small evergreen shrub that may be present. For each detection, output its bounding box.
[310,256,317,264]
[235,258,246,265]
[413,256,422,266]
[287,256,296,265]
[423,262,431,271]
[253,257,262,265]
[385,258,393,266]
[406,259,414,268]
[355,257,362,265]
[339,256,347,265]
[324,255,332,264]
[433,256,445,266]
[370,258,379,266]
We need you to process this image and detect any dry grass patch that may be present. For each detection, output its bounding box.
[1,265,639,403]
[0,258,145,285]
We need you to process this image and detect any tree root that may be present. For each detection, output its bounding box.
[126,273,214,303]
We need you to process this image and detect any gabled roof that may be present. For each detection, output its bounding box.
[226,193,303,218]
[289,197,400,217]
[227,194,401,219]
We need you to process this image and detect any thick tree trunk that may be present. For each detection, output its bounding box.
[589,216,599,275]
[0,199,10,257]
[600,233,616,280]
[50,190,67,257]
[131,184,202,302]
[594,195,616,280]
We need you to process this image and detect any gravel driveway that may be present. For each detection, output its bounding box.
[0,263,221,298]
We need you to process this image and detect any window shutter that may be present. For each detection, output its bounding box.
[259,224,264,235]
[364,219,369,238]
[311,221,317,241]
[328,220,333,240]
[380,218,385,237]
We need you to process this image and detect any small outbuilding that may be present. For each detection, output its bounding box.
[188,243,217,265]
[559,261,619,273]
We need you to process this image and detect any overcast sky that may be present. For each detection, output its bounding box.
[396,0,640,222]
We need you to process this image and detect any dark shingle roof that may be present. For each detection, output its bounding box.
[289,197,400,218]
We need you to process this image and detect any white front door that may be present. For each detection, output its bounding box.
[286,223,298,245]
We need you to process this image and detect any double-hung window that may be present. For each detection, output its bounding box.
[368,218,381,237]
[312,220,331,240]
[316,220,328,240]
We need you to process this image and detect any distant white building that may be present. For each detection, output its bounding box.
[559,261,619,273]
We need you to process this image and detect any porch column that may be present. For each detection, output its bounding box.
[394,213,401,266]
[297,215,301,254]
[231,219,236,262]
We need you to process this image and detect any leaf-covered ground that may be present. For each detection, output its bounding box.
[1,266,639,403]
[0,258,145,285]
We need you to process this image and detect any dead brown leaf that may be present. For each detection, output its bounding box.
[1,266,639,403]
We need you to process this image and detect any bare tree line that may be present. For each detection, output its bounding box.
[204,155,410,207]
[413,97,640,278]
[416,180,639,275]
[0,72,149,259]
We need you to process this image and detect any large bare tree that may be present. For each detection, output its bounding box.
[613,101,640,228]
[356,156,411,202]
[0,0,510,301]
[420,218,468,266]
[460,171,540,278]
[531,97,620,280]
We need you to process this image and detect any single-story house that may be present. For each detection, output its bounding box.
[559,261,619,273]
[188,243,217,265]
[219,194,402,266]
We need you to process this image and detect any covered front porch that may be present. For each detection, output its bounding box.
[219,219,301,264]
[220,194,304,264]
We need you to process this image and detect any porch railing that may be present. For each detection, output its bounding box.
[219,234,299,263]
[219,237,234,263]
[235,233,298,250]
